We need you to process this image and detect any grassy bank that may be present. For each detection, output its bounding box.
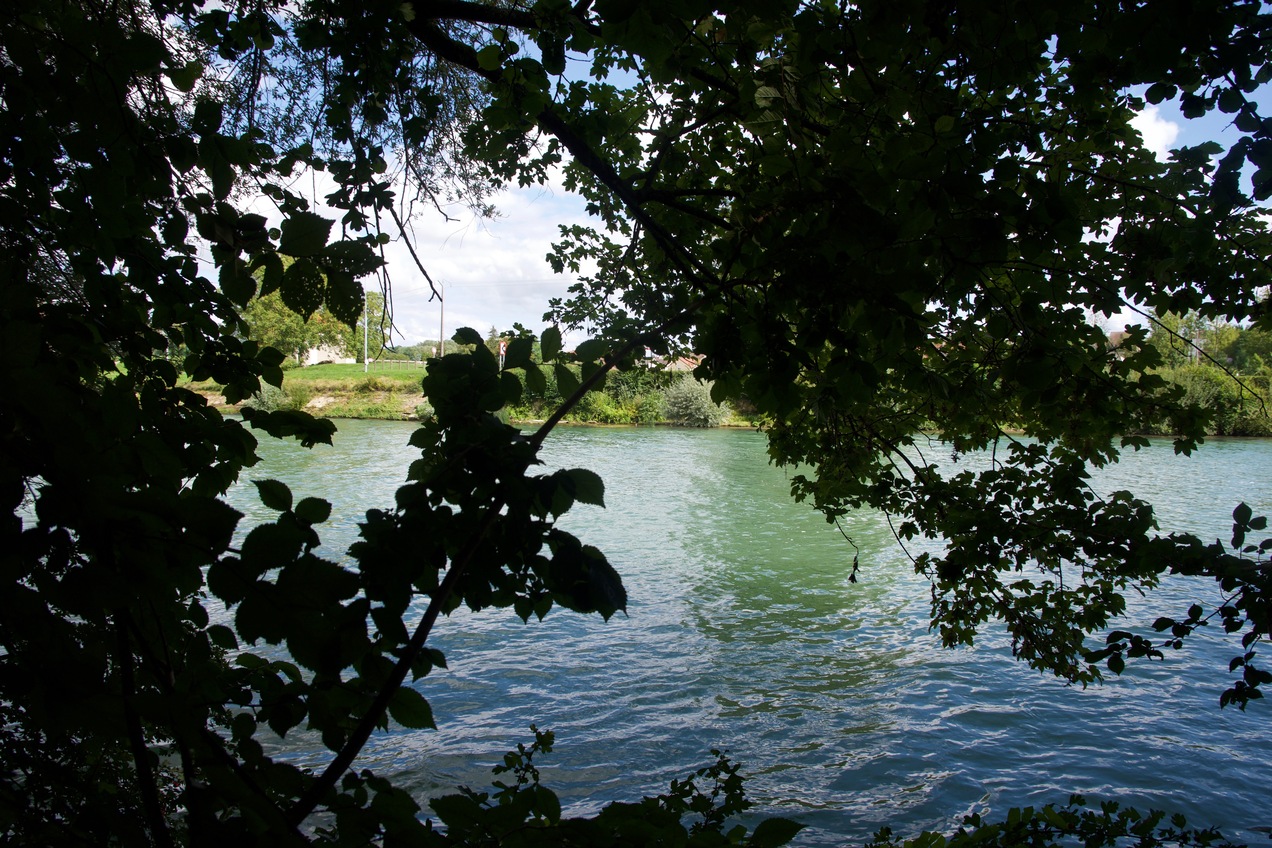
[191,363,427,420]
[188,361,761,427]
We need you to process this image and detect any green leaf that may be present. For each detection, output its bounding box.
[541,37,566,76]
[388,687,436,729]
[1234,502,1253,526]
[322,239,383,276]
[748,817,806,848]
[253,479,293,512]
[583,547,626,620]
[324,269,363,327]
[280,257,325,317]
[555,362,581,396]
[253,251,285,296]
[561,468,605,507]
[207,623,239,650]
[534,785,562,823]
[452,326,484,347]
[205,140,235,200]
[294,497,332,525]
[504,336,533,370]
[754,85,782,105]
[574,338,607,363]
[1145,81,1176,104]
[167,60,203,93]
[278,210,334,257]
[192,98,223,134]
[500,371,523,405]
[525,363,547,394]
[429,793,485,828]
[475,44,503,71]
[541,326,563,361]
[219,259,255,306]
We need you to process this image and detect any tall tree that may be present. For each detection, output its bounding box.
[243,291,352,363]
[5,0,1272,845]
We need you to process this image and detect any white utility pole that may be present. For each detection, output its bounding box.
[363,288,369,373]
[438,280,445,357]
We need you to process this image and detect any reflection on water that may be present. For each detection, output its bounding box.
[228,423,1272,846]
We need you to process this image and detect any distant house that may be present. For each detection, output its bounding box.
[663,354,704,372]
[1107,330,1130,350]
[303,344,355,366]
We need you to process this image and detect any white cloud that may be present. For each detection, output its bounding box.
[239,165,598,348]
[1131,105,1180,162]
[380,180,594,347]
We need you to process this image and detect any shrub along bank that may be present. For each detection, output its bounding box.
[196,356,1272,437]
[201,357,1272,435]
[1145,362,1272,437]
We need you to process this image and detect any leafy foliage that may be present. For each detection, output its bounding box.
[865,796,1240,848]
[6,0,1272,844]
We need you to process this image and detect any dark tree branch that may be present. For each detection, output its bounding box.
[114,613,174,848]
[414,0,602,37]
[404,19,720,288]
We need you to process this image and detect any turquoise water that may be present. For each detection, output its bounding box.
[227,422,1272,845]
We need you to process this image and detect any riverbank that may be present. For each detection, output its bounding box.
[191,363,427,419]
[188,362,759,427]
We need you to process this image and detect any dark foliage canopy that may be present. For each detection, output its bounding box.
[3,0,1272,844]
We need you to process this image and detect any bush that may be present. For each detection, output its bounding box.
[354,375,392,393]
[663,377,729,427]
[1160,363,1269,435]
[1231,404,1272,436]
[244,383,298,412]
[606,366,670,402]
[572,390,632,424]
[636,392,665,424]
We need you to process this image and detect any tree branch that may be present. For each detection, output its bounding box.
[414,0,602,37]
[404,19,721,287]
[114,613,175,848]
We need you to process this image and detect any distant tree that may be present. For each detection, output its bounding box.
[353,290,393,362]
[1147,311,1212,368]
[395,341,441,361]
[1231,326,1272,372]
[243,291,353,363]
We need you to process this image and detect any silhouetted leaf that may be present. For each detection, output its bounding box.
[253,479,293,512]
[278,210,333,257]
[388,687,436,729]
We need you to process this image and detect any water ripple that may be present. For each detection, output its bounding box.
[226,424,1272,847]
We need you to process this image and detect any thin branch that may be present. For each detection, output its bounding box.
[414,0,602,37]
[386,204,441,302]
[285,501,502,826]
[404,19,720,288]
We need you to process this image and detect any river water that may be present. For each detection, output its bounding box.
[226,421,1272,846]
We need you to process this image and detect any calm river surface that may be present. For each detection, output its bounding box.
[227,421,1272,846]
